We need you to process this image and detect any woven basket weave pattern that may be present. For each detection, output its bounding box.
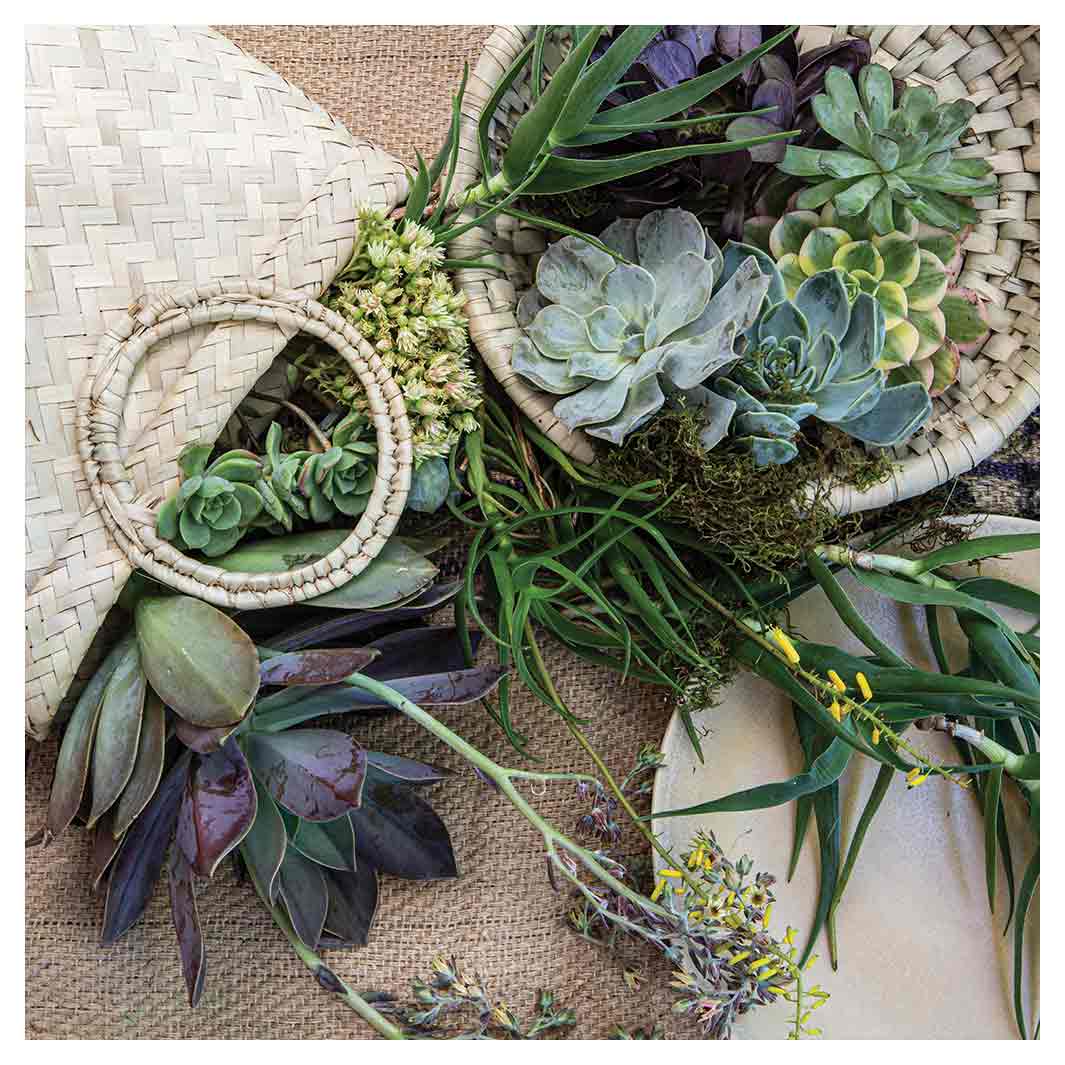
[25,26,411,738]
[451,25,1040,506]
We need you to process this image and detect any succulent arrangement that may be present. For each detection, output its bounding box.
[512,208,769,444]
[779,64,998,233]
[744,206,990,395]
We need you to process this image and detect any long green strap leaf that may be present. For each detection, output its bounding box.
[956,577,1039,617]
[984,766,1004,914]
[912,533,1039,574]
[1013,847,1039,1039]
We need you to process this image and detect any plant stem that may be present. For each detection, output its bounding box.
[249,390,332,450]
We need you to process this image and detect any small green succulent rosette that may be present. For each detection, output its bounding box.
[701,252,932,466]
[512,208,771,446]
[156,443,265,557]
[746,204,990,396]
[778,63,998,235]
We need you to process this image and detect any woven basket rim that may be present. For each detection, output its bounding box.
[450,24,1040,514]
[76,278,413,611]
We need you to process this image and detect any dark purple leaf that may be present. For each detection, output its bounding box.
[241,776,287,903]
[635,39,698,90]
[366,752,450,785]
[715,25,763,59]
[269,606,446,653]
[112,692,167,836]
[102,751,191,944]
[260,648,379,686]
[278,848,327,949]
[322,865,379,947]
[385,579,462,613]
[290,816,357,872]
[174,717,239,754]
[91,811,123,893]
[363,626,483,681]
[727,116,789,163]
[246,730,367,821]
[175,740,257,877]
[751,71,795,129]
[349,774,457,881]
[668,25,719,66]
[168,846,206,1007]
[796,38,872,104]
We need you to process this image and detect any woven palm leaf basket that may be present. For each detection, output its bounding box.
[449,25,1040,514]
[24,26,415,740]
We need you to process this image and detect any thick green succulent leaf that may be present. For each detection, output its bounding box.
[759,299,808,344]
[601,262,655,329]
[722,241,786,307]
[659,321,738,389]
[597,217,638,261]
[535,237,616,315]
[814,367,884,423]
[941,286,991,354]
[586,373,665,445]
[277,846,328,949]
[835,380,931,445]
[290,815,357,872]
[906,249,949,310]
[175,739,257,878]
[529,303,599,359]
[769,211,820,258]
[585,305,627,351]
[645,251,714,347]
[88,641,147,827]
[112,692,167,837]
[636,207,706,275]
[136,595,259,728]
[553,362,638,431]
[102,751,191,945]
[168,846,206,1007]
[156,497,180,542]
[793,270,851,343]
[675,254,770,342]
[178,509,210,550]
[875,231,922,285]
[681,385,738,451]
[511,337,586,394]
[798,227,850,275]
[178,443,212,480]
[241,776,287,904]
[836,292,886,377]
[47,633,135,841]
[407,456,450,515]
[858,63,894,130]
[246,729,367,821]
[305,540,438,610]
[743,436,799,466]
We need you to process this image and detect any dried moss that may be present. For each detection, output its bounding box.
[598,406,894,578]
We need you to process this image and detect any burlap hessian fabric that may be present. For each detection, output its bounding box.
[26,25,1040,1039]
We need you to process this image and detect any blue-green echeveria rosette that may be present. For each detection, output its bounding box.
[156,443,265,557]
[778,63,998,236]
[511,208,772,446]
[700,247,932,465]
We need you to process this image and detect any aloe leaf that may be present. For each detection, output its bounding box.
[322,865,379,946]
[277,847,328,950]
[430,62,468,227]
[366,751,449,785]
[502,26,604,184]
[241,776,287,904]
[112,692,167,836]
[246,729,367,821]
[476,38,535,177]
[304,541,438,609]
[579,26,796,146]
[806,551,909,667]
[175,739,257,878]
[167,846,206,1007]
[136,596,260,728]
[956,577,1039,617]
[984,766,1004,914]
[958,611,1039,699]
[404,149,431,225]
[259,648,379,686]
[88,642,147,827]
[787,795,813,882]
[362,626,483,681]
[349,771,457,880]
[290,815,357,872]
[912,533,1039,573]
[1013,848,1039,1039]
[804,771,841,968]
[91,811,124,893]
[551,25,662,143]
[47,633,135,840]
[102,751,191,944]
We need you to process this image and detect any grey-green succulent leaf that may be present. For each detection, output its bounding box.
[513,208,770,447]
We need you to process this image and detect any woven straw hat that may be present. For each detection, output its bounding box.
[449,25,1040,512]
[24,27,412,738]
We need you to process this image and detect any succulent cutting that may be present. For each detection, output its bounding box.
[778,63,999,233]
[745,205,990,394]
[512,208,769,444]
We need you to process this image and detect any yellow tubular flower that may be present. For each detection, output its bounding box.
[828,669,847,693]
[770,627,801,664]
[856,671,873,701]
[829,700,842,722]
[872,727,881,745]
[763,904,773,926]
[660,868,683,878]
[651,878,666,902]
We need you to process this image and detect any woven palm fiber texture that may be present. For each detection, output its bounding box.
[26,25,1039,1039]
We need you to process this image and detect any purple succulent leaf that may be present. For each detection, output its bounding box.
[173,717,238,755]
[175,739,257,877]
[260,648,379,686]
[168,846,206,1007]
[715,25,764,60]
[667,25,719,66]
[91,811,123,893]
[752,74,796,130]
[277,847,328,949]
[795,38,872,104]
[321,865,379,947]
[635,39,699,89]
[246,729,368,821]
[365,751,451,785]
[362,626,483,681]
[101,751,191,944]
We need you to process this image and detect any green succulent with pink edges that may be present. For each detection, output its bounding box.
[744,203,990,396]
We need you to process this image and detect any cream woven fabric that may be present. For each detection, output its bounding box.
[25,26,410,738]
[451,25,1041,506]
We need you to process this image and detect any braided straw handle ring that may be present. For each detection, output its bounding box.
[75,279,412,611]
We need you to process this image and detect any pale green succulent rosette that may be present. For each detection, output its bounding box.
[778,63,998,235]
[705,255,932,466]
[750,204,989,397]
[156,443,265,557]
[512,208,771,446]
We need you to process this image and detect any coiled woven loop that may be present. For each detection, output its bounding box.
[75,278,412,610]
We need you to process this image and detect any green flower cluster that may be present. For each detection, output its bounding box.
[303,205,482,464]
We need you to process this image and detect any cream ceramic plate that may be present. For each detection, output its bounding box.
[652,516,1039,1039]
